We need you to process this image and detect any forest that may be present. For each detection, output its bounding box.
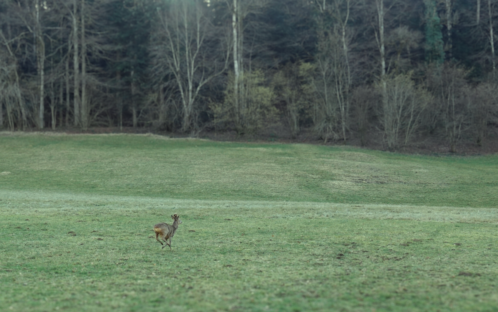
[0,0,497,152]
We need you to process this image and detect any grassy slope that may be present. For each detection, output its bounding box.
[1,133,497,207]
[1,133,498,311]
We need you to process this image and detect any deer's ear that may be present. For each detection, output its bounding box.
[171,215,174,219]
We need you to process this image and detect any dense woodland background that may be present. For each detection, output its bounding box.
[1,0,498,152]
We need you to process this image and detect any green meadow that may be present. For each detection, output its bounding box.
[1,133,497,311]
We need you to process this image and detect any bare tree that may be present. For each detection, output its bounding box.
[469,82,498,146]
[425,64,470,153]
[224,0,266,133]
[152,0,228,132]
[54,0,114,129]
[0,25,27,130]
[386,26,422,73]
[272,62,311,138]
[377,73,429,150]
[10,0,47,128]
[332,0,353,142]
[311,11,354,143]
[0,47,24,130]
[350,85,377,146]
[312,28,340,142]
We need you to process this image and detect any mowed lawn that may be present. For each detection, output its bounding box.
[1,133,498,311]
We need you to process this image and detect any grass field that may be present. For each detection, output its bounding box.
[1,133,498,311]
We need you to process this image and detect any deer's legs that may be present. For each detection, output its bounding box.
[160,235,172,250]
[156,233,164,245]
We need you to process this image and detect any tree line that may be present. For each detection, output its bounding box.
[1,0,498,151]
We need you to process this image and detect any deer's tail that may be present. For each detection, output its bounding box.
[154,227,164,245]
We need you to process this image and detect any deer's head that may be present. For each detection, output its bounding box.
[171,214,182,224]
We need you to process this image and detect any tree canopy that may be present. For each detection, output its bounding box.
[0,0,497,151]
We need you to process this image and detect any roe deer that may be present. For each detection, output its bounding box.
[153,214,182,250]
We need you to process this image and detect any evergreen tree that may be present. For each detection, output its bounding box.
[424,0,444,64]
[106,0,154,128]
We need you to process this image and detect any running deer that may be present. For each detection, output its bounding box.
[153,214,182,250]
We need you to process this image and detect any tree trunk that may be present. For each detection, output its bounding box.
[51,105,56,130]
[232,0,245,132]
[37,44,45,129]
[7,104,14,131]
[0,101,3,129]
[115,51,122,131]
[59,70,63,130]
[59,101,63,128]
[14,66,26,130]
[73,0,80,127]
[180,3,191,133]
[116,70,123,131]
[339,0,351,142]
[7,103,13,131]
[376,0,388,137]
[50,75,56,130]
[445,0,452,60]
[489,0,496,76]
[477,0,481,24]
[12,62,26,130]
[81,0,88,130]
[232,0,240,128]
[376,0,386,79]
[36,0,45,129]
[450,82,457,152]
[19,95,27,131]
[182,103,191,132]
[159,86,166,127]
[65,57,70,127]
[238,4,245,130]
[131,69,137,128]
